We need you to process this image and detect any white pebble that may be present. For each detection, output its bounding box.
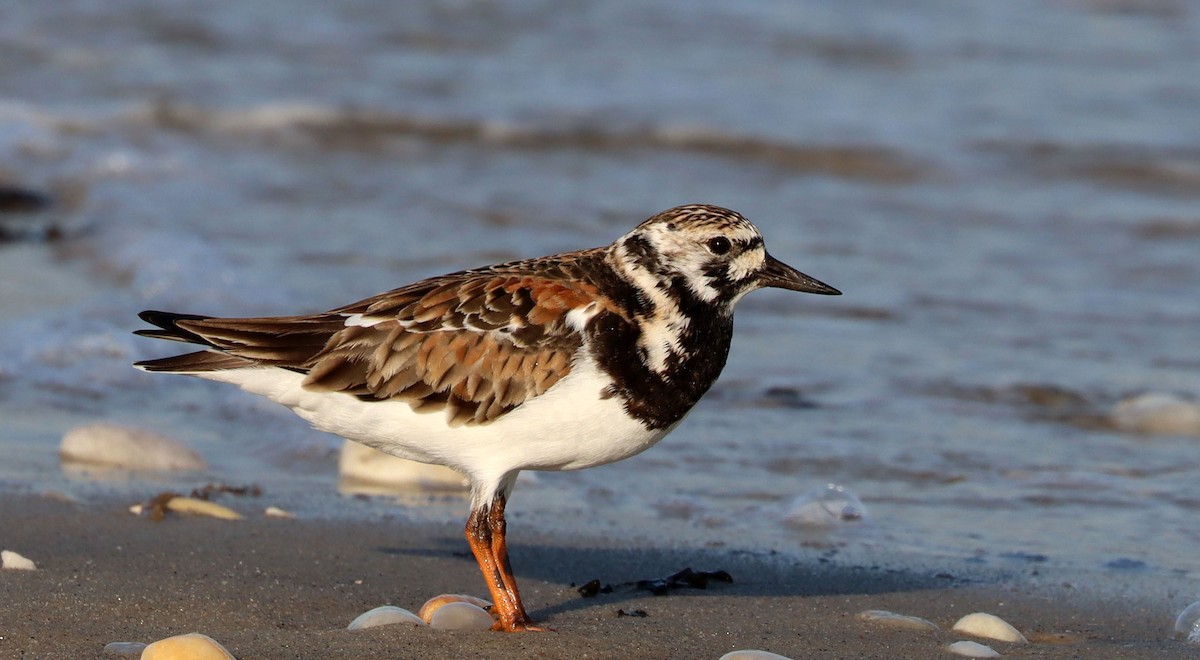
[418,594,493,623]
[947,640,1001,657]
[1,549,37,570]
[1112,393,1200,437]
[856,609,939,631]
[59,423,206,471]
[164,496,243,520]
[719,651,795,660]
[1175,600,1200,644]
[952,612,1027,643]
[264,506,296,518]
[141,633,233,660]
[338,440,467,493]
[781,483,867,528]
[428,601,495,630]
[101,641,147,655]
[347,605,426,630]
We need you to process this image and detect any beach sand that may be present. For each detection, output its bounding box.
[0,492,1193,659]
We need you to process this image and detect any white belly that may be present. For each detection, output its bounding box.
[198,355,672,486]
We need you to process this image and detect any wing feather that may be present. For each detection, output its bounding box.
[137,249,616,425]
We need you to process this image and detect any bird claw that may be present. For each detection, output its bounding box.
[493,620,551,633]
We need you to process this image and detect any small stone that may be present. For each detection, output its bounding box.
[164,496,243,520]
[101,641,147,656]
[347,605,426,630]
[947,640,1001,657]
[418,594,494,623]
[141,633,233,660]
[1,550,37,570]
[60,423,205,472]
[856,609,939,632]
[1112,393,1200,436]
[719,651,795,660]
[264,506,295,518]
[428,601,495,630]
[952,612,1027,643]
[1175,600,1200,644]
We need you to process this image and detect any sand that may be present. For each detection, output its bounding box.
[0,492,1194,659]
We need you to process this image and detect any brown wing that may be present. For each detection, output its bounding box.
[302,272,605,425]
[138,256,614,427]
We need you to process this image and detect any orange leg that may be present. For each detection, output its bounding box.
[465,494,545,632]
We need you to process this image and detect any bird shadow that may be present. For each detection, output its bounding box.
[376,535,996,622]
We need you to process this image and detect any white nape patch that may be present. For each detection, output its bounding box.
[344,313,385,328]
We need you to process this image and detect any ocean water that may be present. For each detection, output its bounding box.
[2,0,1199,582]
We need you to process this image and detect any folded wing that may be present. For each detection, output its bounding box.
[136,266,610,426]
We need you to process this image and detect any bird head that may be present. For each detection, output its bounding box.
[612,204,840,312]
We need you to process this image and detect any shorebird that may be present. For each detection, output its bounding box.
[134,204,840,631]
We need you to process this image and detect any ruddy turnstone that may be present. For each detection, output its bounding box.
[134,204,839,631]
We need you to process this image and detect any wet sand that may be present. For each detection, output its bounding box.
[0,493,1193,658]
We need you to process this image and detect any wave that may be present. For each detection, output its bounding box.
[975,140,1200,197]
[121,100,932,183]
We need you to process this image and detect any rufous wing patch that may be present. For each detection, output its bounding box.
[301,273,608,425]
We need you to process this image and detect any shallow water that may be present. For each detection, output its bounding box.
[2,1,1199,581]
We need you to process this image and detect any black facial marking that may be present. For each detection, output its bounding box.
[622,235,660,273]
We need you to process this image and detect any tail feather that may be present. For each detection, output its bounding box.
[135,351,255,373]
[135,310,216,346]
[134,309,344,373]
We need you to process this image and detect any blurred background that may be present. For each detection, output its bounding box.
[1,1,1198,577]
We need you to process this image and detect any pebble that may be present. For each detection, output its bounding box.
[856,609,939,632]
[347,605,426,630]
[101,641,147,656]
[947,640,1001,657]
[418,594,494,623]
[59,423,206,472]
[1175,600,1200,644]
[1111,392,1200,436]
[781,483,867,528]
[141,633,233,660]
[264,506,296,518]
[719,651,795,660]
[164,496,243,520]
[428,601,495,630]
[1,549,37,570]
[338,440,468,493]
[951,612,1027,643]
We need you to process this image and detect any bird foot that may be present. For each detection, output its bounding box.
[492,619,551,633]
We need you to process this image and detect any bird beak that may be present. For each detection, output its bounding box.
[759,254,841,295]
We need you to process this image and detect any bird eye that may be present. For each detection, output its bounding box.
[706,236,731,255]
